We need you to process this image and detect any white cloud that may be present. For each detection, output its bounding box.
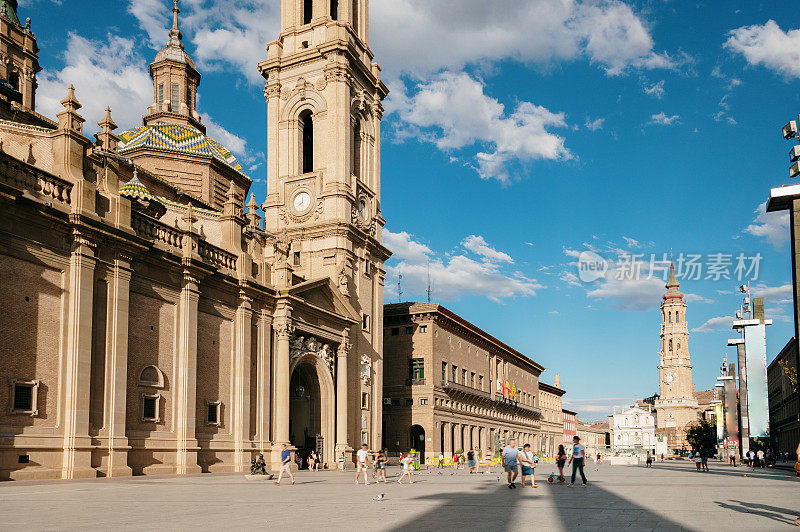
[393,72,571,182]
[462,235,514,263]
[622,236,640,248]
[643,79,664,98]
[384,229,542,302]
[127,0,280,85]
[126,0,167,50]
[744,201,789,249]
[684,293,717,304]
[585,117,605,131]
[373,0,682,82]
[725,20,800,79]
[37,33,152,132]
[560,246,672,310]
[692,315,734,333]
[751,283,792,300]
[586,274,666,311]
[649,112,680,126]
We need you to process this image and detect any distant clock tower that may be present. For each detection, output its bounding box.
[654,263,699,449]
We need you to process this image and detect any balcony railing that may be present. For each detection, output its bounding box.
[405,378,426,386]
[441,379,492,401]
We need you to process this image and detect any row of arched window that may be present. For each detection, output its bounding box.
[666,310,681,323]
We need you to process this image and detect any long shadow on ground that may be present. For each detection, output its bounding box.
[388,472,691,531]
[715,500,799,527]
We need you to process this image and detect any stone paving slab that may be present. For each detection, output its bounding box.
[0,460,798,531]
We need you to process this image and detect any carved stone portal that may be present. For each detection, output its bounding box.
[290,334,335,376]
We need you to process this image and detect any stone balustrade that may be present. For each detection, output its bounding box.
[198,240,237,272]
[131,212,184,254]
[0,154,72,207]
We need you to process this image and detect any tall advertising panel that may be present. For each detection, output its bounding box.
[743,323,769,437]
[722,377,739,448]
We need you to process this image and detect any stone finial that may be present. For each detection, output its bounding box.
[246,193,262,228]
[223,180,240,218]
[168,0,183,48]
[56,84,85,133]
[181,203,197,232]
[96,106,119,152]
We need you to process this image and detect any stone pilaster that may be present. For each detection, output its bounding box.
[254,309,273,453]
[232,291,253,472]
[270,303,293,470]
[61,228,97,479]
[175,269,202,474]
[335,328,352,466]
[96,251,133,477]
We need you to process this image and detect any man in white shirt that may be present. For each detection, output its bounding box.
[568,436,588,487]
[355,444,370,485]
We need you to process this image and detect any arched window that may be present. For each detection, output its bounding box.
[304,0,313,24]
[676,312,680,323]
[668,312,672,323]
[8,71,19,91]
[331,0,338,19]
[352,0,359,33]
[300,110,314,173]
[669,340,673,351]
[352,122,361,178]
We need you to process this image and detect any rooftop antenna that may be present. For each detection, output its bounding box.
[426,261,432,303]
[397,273,403,303]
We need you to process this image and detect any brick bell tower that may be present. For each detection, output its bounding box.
[654,263,699,450]
[257,0,391,455]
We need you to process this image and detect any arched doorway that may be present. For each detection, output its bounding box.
[289,354,335,468]
[410,424,425,462]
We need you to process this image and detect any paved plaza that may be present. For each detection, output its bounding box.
[0,460,798,531]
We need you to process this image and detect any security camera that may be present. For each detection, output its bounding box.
[791,161,800,178]
[784,121,798,139]
[791,145,800,163]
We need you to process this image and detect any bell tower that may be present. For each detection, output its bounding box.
[655,263,699,449]
[0,0,40,116]
[258,0,390,453]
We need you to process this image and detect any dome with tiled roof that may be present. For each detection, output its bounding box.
[118,123,245,175]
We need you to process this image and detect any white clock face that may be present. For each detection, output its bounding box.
[293,191,311,212]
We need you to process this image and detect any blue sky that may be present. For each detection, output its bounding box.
[21,0,800,420]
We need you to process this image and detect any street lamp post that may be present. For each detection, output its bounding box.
[766,117,800,432]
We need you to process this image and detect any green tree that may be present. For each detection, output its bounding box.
[685,419,716,452]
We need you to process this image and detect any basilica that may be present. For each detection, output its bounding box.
[0,0,389,479]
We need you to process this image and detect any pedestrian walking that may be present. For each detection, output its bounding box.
[757,449,765,468]
[308,450,318,472]
[556,444,567,482]
[567,436,587,488]
[468,448,476,474]
[375,449,388,483]
[397,452,414,484]
[438,452,444,469]
[355,443,371,485]
[701,448,709,472]
[485,448,493,473]
[519,444,537,488]
[729,449,736,467]
[502,439,520,489]
[646,451,653,468]
[274,443,295,486]
[694,448,702,471]
[748,450,756,469]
